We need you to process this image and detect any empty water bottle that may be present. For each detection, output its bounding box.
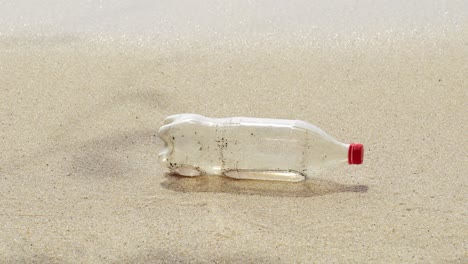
[158,114,364,182]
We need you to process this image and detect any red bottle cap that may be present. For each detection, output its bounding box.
[348,143,364,165]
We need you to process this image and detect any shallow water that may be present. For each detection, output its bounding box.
[1,1,467,263]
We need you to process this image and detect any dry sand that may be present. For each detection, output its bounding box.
[1,1,467,263]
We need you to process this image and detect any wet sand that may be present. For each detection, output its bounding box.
[1,1,467,263]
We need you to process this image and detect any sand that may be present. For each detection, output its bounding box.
[1,1,467,263]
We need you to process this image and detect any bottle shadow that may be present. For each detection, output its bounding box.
[161,173,368,197]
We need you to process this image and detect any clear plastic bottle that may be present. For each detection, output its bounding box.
[158,114,364,182]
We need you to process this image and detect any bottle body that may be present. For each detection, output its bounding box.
[158,114,363,182]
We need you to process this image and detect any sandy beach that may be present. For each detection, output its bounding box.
[1,1,467,263]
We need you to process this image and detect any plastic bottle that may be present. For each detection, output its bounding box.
[158,114,364,182]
